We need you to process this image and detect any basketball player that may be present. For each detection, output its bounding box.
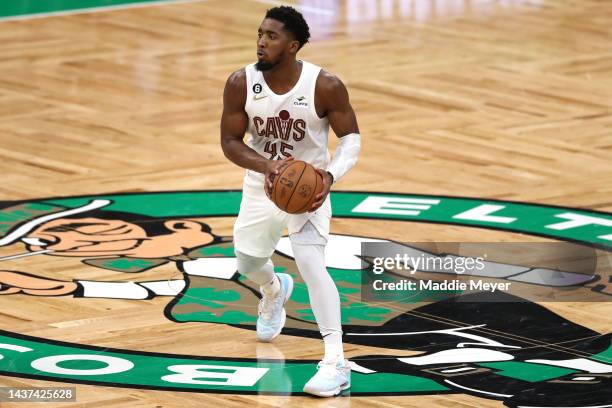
[220,6,360,397]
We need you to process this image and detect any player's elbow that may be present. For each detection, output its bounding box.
[220,136,241,162]
[345,132,361,157]
[220,137,233,159]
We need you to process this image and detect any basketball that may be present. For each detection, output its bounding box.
[270,160,324,214]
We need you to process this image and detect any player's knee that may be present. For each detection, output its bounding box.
[235,250,270,276]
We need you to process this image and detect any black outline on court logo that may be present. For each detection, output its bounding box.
[0,190,609,404]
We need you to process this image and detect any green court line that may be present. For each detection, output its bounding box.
[0,0,196,20]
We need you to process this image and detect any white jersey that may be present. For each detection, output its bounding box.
[243,60,330,186]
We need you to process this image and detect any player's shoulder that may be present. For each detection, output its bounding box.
[316,69,346,93]
[225,68,247,90]
[223,68,247,107]
[315,69,349,104]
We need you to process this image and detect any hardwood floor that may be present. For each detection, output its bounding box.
[0,0,610,406]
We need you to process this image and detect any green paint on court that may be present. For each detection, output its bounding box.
[0,0,187,20]
[477,361,577,382]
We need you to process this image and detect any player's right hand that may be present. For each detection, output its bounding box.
[0,270,78,296]
[264,156,294,198]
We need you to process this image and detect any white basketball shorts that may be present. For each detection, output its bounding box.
[233,173,331,258]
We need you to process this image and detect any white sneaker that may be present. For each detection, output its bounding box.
[303,358,351,397]
[256,273,293,342]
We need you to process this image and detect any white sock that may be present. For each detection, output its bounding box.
[260,274,280,297]
[323,332,344,363]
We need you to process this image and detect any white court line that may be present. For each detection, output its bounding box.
[0,250,53,262]
[0,0,209,23]
[444,380,512,398]
[248,0,335,16]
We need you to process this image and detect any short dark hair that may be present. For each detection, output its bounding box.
[265,6,310,49]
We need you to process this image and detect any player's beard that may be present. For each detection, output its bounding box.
[255,59,278,71]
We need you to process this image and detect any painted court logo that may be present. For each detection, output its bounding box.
[0,191,610,407]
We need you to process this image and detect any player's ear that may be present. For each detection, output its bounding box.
[288,40,300,54]
[164,220,202,232]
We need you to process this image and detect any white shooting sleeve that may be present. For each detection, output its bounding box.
[326,133,361,183]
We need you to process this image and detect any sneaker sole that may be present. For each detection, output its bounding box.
[257,275,294,342]
[303,381,350,397]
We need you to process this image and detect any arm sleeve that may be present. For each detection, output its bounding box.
[326,133,361,183]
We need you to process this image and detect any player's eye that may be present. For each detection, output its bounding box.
[21,237,56,247]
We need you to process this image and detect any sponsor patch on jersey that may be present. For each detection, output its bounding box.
[293,95,308,107]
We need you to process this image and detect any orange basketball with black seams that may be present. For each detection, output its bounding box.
[271,160,324,214]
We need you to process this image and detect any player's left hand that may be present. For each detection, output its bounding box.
[308,169,333,212]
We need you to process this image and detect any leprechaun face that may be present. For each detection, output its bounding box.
[22,217,215,258]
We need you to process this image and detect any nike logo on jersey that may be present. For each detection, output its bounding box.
[253,94,268,101]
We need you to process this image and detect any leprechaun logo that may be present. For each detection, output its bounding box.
[0,191,610,407]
